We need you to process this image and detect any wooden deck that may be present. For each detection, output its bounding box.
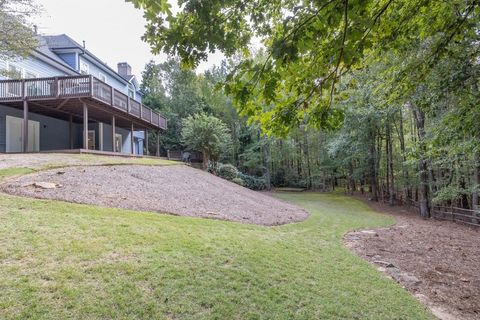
[0,75,167,130]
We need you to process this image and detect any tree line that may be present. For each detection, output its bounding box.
[134,0,479,218]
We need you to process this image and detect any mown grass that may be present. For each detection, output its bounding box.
[0,168,432,319]
[0,167,35,180]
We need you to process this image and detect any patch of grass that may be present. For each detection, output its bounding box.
[0,167,35,180]
[0,170,432,319]
[74,154,179,166]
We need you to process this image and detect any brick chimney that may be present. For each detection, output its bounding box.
[117,62,132,77]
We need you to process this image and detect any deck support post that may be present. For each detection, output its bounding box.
[99,122,104,151]
[69,114,73,149]
[83,103,88,150]
[111,115,116,153]
[23,100,28,152]
[130,123,135,155]
[145,128,149,156]
[156,130,160,157]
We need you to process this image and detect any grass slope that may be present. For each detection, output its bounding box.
[0,169,432,319]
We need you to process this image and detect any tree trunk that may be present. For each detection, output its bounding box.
[397,108,411,201]
[473,151,479,223]
[303,128,312,189]
[348,161,356,195]
[368,125,379,201]
[386,121,395,205]
[410,103,430,218]
[202,152,209,171]
[263,136,272,191]
[376,128,382,201]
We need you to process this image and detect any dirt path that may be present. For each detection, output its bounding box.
[344,198,480,320]
[1,165,308,226]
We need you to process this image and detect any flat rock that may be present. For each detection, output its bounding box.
[33,182,57,189]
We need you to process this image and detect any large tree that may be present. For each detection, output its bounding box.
[129,0,478,135]
[0,0,38,61]
[181,113,232,169]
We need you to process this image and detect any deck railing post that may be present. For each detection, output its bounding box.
[140,104,143,119]
[110,86,114,107]
[89,75,94,97]
[54,77,59,98]
[21,79,26,99]
[127,96,131,113]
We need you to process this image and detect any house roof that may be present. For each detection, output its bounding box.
[41,34,141,91]
[33,37,78,75]
[121,74,135,82]
[43,34,82,50]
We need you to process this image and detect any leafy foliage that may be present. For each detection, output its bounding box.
[238,172,266,190]
[217,163,239,181]
[130,0,479,135]
[0,0,38,62]
[181,113,232,168]
[231,177,245,187]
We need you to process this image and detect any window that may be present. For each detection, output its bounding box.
[80,60,89,75]
[5,63,23,96]
[115,134,122,153]
[25,70,38,79]
[98,72,107,83]
[128,84,135,99]
[7,63,23,78]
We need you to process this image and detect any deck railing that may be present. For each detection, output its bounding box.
[0,75,167,130]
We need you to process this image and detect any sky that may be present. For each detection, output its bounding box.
[33,0,224,79]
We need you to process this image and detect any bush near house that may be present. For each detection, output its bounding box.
[217,164,239,181]
[216,163,266,190]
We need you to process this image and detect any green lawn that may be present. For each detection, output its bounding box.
[0,168,432,319]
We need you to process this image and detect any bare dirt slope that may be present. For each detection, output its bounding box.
[344,199,480,320]
[1,165,308,226]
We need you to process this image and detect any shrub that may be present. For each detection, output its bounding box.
[231,177,245,187]
[217,164,238,181]
[238,172,266,190]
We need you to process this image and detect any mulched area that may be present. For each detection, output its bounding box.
[0,165,308,226]
[344,196,480,320]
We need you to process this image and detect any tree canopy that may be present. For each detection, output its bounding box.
[136,0,479,220]
[129,0,479,135]
[181,113,232,169]
[0,0,38,61]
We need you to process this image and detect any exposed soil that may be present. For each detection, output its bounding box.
[1,165,308,226]
[344,197,480,320]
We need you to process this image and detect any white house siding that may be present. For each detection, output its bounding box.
[0,57,68,80]
[79,56,130,96]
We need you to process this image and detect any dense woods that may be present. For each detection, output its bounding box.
[135,0,480,219]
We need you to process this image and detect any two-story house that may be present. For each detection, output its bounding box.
[0,34,166,155]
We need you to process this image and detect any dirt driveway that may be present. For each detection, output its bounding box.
[344,199,480,320]
[1,165,308,226]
